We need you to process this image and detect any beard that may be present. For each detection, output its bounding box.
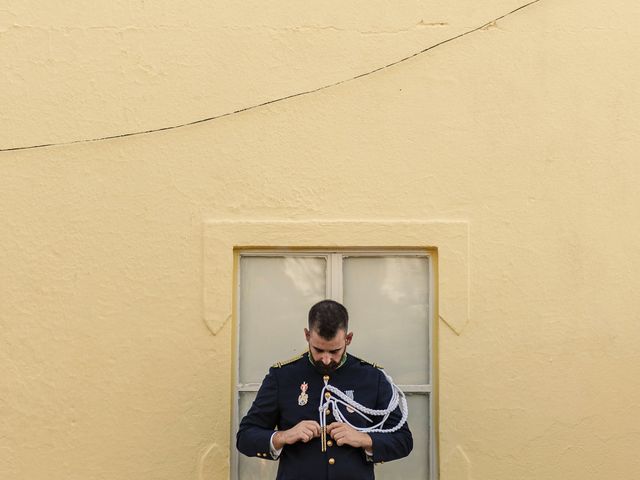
[310,346,346,374]
[313,359,340,374]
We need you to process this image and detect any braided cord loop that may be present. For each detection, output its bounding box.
[318,371,409,435]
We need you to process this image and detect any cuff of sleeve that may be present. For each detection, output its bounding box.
[269,432,283,459]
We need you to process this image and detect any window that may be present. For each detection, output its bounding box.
[232,249,438,479]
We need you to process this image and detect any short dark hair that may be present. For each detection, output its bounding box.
[308,300,349,339]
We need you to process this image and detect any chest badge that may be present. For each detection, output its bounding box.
[298,382,309,406]
[345,390,355,413]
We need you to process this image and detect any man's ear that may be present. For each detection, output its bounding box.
[345,332,353,345]
[304,328,310,341]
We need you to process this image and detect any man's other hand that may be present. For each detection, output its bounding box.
[326,422,373,449]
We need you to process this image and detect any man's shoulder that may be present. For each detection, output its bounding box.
[347,353,384,371]
[271,351,308,369]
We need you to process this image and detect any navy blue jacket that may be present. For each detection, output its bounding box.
[237,352,413,480]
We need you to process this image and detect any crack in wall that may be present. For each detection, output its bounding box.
[0,0,542,153]
[0,21,452,36]
[224,20,450,35]
[1,23,190,32]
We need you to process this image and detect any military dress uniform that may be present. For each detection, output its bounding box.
[236,351,413,480]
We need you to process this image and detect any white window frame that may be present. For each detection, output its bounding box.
[232,248,438,480]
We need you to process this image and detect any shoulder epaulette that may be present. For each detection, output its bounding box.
[359,357,383,369]
[272,352,305,368]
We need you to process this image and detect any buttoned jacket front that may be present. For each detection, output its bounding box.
[236,352,413,480]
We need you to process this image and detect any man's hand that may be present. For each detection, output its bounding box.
[326,422,373,449]
[272,420,321,449]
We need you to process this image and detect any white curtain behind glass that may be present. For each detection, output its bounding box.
[343,256,430,385]
[239,256,327,384]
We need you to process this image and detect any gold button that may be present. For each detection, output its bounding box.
[325,392,331,399]
[327,440,333,447]
[323,375,330,382]
[328,458,335,465]
[325,408,331,415]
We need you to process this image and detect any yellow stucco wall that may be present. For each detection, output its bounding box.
[2,1,640,479]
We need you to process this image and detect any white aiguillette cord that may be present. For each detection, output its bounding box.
[318,372,409,452]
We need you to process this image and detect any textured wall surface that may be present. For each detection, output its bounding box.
[2,1,640,479]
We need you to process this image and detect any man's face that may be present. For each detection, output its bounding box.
[305,328,353,374]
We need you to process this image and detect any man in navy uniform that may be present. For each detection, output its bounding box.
[237,299,413,479]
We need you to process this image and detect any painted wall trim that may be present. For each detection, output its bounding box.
[202,219,470,335]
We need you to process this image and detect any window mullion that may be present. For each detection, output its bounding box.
[325,254,333,299]
[329,253,343,303]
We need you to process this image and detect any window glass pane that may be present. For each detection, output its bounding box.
[343,256,430,384]
[239,256,326,384]
[375,393,430,479]
[238,392,279,479]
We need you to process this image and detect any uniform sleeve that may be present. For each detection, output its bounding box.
[367,370,413,463]
[236,367,280,460]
